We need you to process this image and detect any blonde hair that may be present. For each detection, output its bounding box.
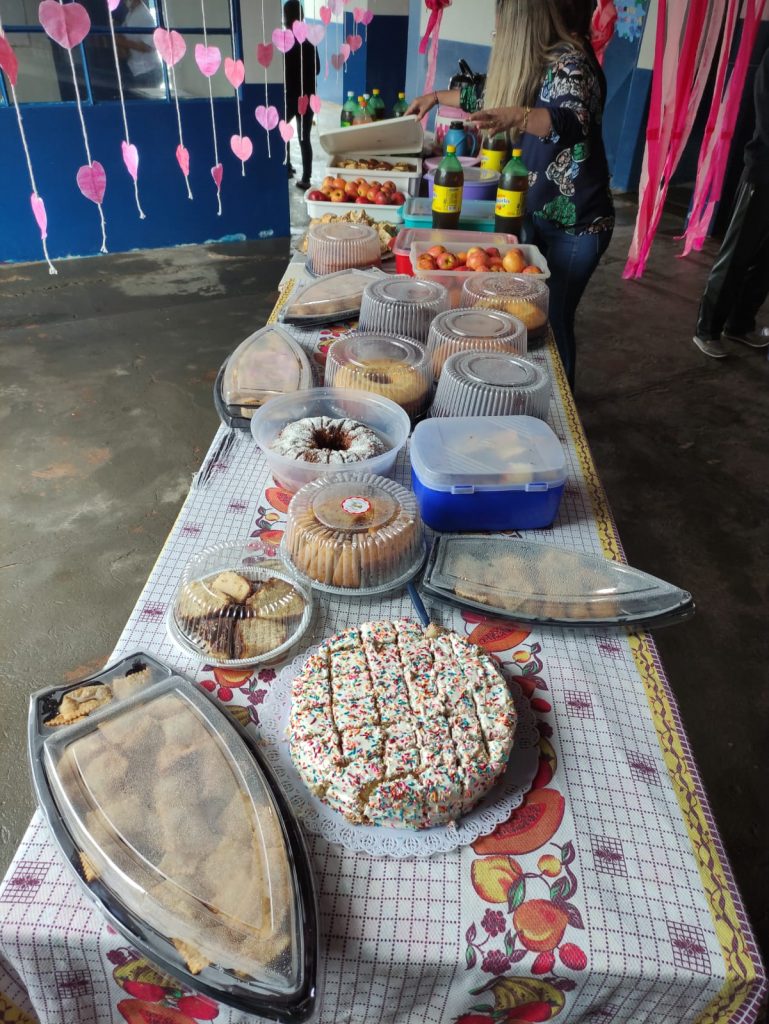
[484,0,581,110]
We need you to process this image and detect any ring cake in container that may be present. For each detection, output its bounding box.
[282,473,425,594]
[169,542,312,666]
[307,221,382,276]
[426,308,526,379]
[288,619,517,828]
[324,333,433,420]
[431,352,550,419]
[358,275,450,344]
[461,273,549,341]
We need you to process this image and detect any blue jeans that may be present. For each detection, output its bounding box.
[523,216,612,389]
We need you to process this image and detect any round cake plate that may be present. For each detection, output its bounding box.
[279,537,428,600]
[258,645,540,859]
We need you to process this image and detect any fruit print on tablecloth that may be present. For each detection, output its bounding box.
[106,945,220,1022]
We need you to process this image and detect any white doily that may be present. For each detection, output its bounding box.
[258,646,541,859]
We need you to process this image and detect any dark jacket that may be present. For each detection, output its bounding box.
[285,40,320,113]
[744,50,769,185]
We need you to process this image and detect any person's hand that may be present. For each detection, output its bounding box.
[467,106,520,137]
[406,93,437,118]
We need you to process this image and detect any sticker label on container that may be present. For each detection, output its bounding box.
[341,496,372,515]
[480,149,506,173]
[432,185,463,214]
[495,189,526,218]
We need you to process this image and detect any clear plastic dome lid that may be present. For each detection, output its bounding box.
[324,333,433,419]
[461,273,549,336]
[307,221,381,276]
[283,473,425,594]
[422,534,695,628]
[281,269,382,325]
[365,276,447,307]
[427,307,527,379]
[221,326,312,416]
[358,275,450,344]
[170,541,312,666]
[431,352,551,419]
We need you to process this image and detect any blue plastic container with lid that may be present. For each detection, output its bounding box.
[403,197,497,233]
[410,415,566,532]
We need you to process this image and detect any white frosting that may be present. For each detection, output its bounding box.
[270,416,386,464]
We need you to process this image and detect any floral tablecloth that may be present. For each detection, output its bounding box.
[0,269,765,1024]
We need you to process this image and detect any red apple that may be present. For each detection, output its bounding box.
[416,254,437,270]
[307,189,326,202]
[329,188,346,203]
[390,191,406,205]
[436,252,459,270]
[427,244,446,258]
[485,246,501,259]
[381,180,396,192]
[355,195,370,204]
[374,191,389,204]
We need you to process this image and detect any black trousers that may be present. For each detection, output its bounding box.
[697,174,769,339]
[286,109,314,181]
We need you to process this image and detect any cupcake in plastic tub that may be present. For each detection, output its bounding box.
[324,333,433,421]
[461,273,549,343]
[168,540,313,666]
[431,351,551,419]
[307,221,381,276]
[358,275,450,344]
[426,307,527,379]
[282,473,426,595]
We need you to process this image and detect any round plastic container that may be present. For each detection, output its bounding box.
[324,333,433,420]
[431,351,551,419]
[426,307,527,379]
[250,387,411,493]
[423,154,481,172]
[307,221,381,276]
[282,473,425,595]
[359,275,450,344]
[168,540,313,666]
[425,166,500,201]
[461,273,550,341]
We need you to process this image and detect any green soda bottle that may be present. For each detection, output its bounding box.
[432,145,464,229]
[369,88,386,121]
[494,148,529,236]
[392,91,409,117]
[340,91,358,127]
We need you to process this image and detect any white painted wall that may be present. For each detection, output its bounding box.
[241,0,285,83]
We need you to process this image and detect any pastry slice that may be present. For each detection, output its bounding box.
[46,684,112,726]
[232,616,288,660]
[210,571,252,603]
[246,577,305,621]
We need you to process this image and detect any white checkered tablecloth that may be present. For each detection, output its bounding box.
[0,265,764,1024]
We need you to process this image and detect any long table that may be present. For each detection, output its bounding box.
[0,264,765,1024]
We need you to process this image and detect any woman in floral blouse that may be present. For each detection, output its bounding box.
[408,0,613,389]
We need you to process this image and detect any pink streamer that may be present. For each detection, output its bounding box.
[419,0,450,100]
[591,0,617,65]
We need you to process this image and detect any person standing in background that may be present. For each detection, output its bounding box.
[283,0,321,190]
[693,48,769,358]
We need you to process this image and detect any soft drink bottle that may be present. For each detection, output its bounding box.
[432,145,464,229]
[494,148,529,236]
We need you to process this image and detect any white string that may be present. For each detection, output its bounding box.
[299,34,304,142]
[260,0,271,157]
[283,48,288,165]
[160,0,193,198]
[0,21,57,274]
[227,0,245,174]
[200,0,222,214]
[106,2,145,217]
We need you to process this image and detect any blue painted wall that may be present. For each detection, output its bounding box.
[0,83,290,263]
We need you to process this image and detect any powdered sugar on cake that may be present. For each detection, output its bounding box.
[270,416,387,464]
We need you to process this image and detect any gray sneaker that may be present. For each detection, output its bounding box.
[693,335,727,359]
[723,327,769,349]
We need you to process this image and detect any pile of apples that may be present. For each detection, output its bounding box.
[307,176,407,207]
[416,245,542,274]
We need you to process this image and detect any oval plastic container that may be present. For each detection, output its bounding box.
[282,473,425,595]
[410,415,566,532]
[425,166,500,201]
[280,269,383,327]
[324,333,433,421]
[250,387,411,493]
[426,307,527,379]
[461,273,550,341]
[168,540,313,666]
[431,352,551,419]
[358,275,450,344]
[307,221,381,276]
[392,227,518,276]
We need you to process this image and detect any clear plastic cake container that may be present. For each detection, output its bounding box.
[168,541,313,667]
[282,473,426,595]
[307,221,381,276]
[426,307,527,380]
[324,333,433,421]
[280,268,383,327]
[358,275,450,344]
[431,352,551,420]
[250,387,410,494]
[461,272,550,341]
[410,415,566,532]
[392,227,518,276]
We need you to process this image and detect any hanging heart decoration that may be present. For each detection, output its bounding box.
[39,0,91,49]
[0,35,19,87]
[339,41,351,60]
[230,134,253,161]
[224,56,245,89]
[331,51,345,71]
[256,104,280,130]
[76,162,107,205]
[121,141,139,181]
[360,9,374,25]
[347,33,362,52]
[272,28,295,53]
[195,43,221,77]
[297,95,309,115]
[30,194,48,239]
[279,119,295,142]
[310,93,322,114]
[352,6,364,22]
[329,0,344,14]
[306,22,325,45]
[256,41,273,67]
[153,27,186,66]
[211,163,224,188]
[292,20,309,43]
[107,0,121,10]
[176,143,190,176]
[319,5,332,24]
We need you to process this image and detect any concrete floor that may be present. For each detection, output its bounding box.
[1,156,767,974]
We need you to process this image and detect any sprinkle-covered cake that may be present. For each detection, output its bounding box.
[289,619,516,829]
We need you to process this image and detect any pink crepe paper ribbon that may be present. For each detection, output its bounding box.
[418,0,451,102]
[591,0,617,65]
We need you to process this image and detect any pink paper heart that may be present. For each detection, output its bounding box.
[121,140,139,181]
[306,23,325,45]
[76,162,106,205]
[211,163,223,189]
[272,28,295,54]
[297,95,309,115]
[107,0,121,11]
[319,6,332,24]
[256,42,273,68]
[329,0,343,14]
[330,52,344,71]
[279,119,295,142]
[292,20,308,43]
[309,93,322,114]
[347,33,362,52]
[0,35,19,87]
[360,9,374,25]
[352,6,364,22]
[153,27,186,66]
[255,104,279,131]
[195,43,221,77]
[230,134,253,161]
[339,42,351,60]
[224,56,245,89]
[176,143,190,176]
[39,0,91,50]
[30,194,47,239]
